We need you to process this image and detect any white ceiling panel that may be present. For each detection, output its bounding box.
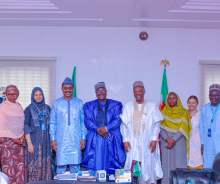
[0,0,219,28]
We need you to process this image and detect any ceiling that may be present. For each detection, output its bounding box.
[0,0,220,28]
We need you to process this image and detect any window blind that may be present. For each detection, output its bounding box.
[199,60,220,109]
[0,57,56,109]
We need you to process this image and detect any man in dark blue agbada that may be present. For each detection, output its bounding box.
[82,82,126,174]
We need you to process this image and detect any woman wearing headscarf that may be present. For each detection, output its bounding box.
[160,92,192,184]
[0,85,25,184]
[24,87,52,182]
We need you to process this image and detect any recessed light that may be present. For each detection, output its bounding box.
[132,18,220,23]
[0,1,51,2]
[0,18,103,21]
[188,0,220,2]
[181,5,220,10]
[0,6,58,9]
[0,10,71,13]
[185,2,220,5]
[169,9,220,13]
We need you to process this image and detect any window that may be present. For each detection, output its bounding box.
[199,60,220,109]
[0,57,56,109]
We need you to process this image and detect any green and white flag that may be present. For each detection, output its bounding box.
[160,68,168,111]
[72,66,77,97]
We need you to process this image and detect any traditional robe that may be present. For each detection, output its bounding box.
[49,97,87,166]
[200,102,220,168]
[0,100,25,184]
[82,99,126,174]
[160,129,187,184]
[188,111,203,168]
[121,100,164,184]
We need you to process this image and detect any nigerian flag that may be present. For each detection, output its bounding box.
[160,68,168,111]
[72,66,77,97]
[159,68,168,153]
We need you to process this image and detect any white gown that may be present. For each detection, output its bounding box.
[0,172,9,184]
[120,101,164,184]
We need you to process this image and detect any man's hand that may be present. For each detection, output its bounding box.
[102,132,110,138]
[51,141,57,152]
[80,140,86,149]
[28,143,34,154]
[124,142,131,152]
[201,145,204,156]
[10,138,21,144]
[97,127,107,136]
[149,141,157,153]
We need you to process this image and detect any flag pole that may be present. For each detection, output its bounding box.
[159,59,170,154]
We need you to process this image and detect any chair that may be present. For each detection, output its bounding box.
[169,152,220,184]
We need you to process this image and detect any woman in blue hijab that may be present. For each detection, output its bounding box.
[24,87,52,182]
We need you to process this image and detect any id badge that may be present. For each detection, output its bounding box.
[208,128,211,137]
[41,122,46,131]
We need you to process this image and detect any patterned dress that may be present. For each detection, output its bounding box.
[24,105,52,182]
[0,137,25,184]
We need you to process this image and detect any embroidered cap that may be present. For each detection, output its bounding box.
[95,82,106,91]
[133,81,144,89]
[209,84,220,92]
[62,77,74,86]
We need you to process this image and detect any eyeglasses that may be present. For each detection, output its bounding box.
[134,90,145,94]
[7,93,18,96]
[96,90,107,94]
[209,94,219,97]
[63,87,74,90]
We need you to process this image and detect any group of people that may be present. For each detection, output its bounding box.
[0,77,219,184]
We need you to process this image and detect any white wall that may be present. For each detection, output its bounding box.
[0,26,220,108]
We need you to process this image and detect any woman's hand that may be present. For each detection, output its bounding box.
[166,138,175,145]
[10,138,21,144]
[19,135,24,144]
[166,138,176,149]
[51,141,57,152]
[28,143,34,154]
[167,143,173,149]
[201,145,204,156]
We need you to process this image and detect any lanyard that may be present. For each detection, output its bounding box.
[209,103,220,128]
[38,109,45,122]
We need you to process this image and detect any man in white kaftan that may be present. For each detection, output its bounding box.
[121,81,164,184]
